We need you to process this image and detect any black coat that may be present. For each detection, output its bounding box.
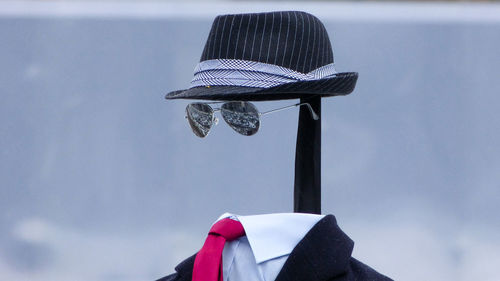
[157,215,393,281]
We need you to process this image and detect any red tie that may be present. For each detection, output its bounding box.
[192,218,246,281]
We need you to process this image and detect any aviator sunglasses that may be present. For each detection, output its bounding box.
[185,101,319,137]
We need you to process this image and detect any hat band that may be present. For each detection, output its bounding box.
[190,59,337,89]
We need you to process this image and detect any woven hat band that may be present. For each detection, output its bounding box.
[190,59,337,89]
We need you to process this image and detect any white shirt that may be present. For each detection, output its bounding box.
[215,213,325,281]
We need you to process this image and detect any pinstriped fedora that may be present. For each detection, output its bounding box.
[165,11,358,101]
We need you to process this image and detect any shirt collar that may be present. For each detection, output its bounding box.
[217,212,325,264]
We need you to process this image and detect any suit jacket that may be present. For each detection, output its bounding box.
[157,215,393,281]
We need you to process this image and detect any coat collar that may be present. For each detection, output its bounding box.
[173,214,354,281]
[275,214,354,281]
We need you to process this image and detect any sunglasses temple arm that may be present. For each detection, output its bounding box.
[260,103,319,120]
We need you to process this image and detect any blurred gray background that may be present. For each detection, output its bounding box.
[1,1,500,281]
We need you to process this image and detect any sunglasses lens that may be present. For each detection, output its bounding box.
[186,103,214,138]
[221,102,260,136]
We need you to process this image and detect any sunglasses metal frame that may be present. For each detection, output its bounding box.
[185,101,319,137]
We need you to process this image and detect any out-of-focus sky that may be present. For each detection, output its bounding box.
[1,1,499,281]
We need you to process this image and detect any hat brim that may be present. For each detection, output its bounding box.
[165,72,358,101]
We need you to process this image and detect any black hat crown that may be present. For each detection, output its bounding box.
[200,11,334,73]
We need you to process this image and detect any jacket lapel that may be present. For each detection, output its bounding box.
[171,254,196,281]
[275,215,354,281]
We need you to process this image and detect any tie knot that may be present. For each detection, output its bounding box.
[209,218,245,241]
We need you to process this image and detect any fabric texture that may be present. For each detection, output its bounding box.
[164,11,358,101]
[190,59,337,88]
[192,218,245,281]
[156,215,393,281]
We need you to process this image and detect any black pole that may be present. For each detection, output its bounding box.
[294,96,321,214]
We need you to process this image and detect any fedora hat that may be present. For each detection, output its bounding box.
[165,11,358,101]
